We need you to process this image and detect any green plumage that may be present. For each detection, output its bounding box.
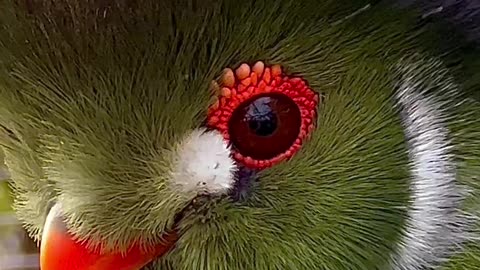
[0,1,479,269]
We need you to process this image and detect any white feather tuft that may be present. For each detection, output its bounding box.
[391,60,475,270]
[170,128,237,195]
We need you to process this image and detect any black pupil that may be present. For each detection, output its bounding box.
[228,93,301,160]
[246,97,278,137]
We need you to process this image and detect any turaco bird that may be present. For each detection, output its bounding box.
[0,0,479,269]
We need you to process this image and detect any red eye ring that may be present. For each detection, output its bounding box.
[207,61,319,170]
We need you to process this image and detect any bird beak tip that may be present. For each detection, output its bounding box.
[40,203,178,270]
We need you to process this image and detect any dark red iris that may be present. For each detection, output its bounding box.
[229,93,301,160]
[207,62,319,169]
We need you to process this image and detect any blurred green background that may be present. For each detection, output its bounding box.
[0,151,39,270]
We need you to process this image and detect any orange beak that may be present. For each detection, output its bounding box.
[40,204,178,270]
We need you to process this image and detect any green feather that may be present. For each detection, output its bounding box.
[0,1,478,269]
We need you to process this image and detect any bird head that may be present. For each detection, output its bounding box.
[0,1,479,270]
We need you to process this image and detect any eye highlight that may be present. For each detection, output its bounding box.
[229,93,301,161]
[207,62,319,169]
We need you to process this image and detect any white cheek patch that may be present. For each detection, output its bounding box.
[171,128,237,194]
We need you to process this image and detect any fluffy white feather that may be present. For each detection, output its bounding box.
[170,128,237,195]
[391,60,473,270]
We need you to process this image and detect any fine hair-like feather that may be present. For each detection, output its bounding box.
[0,1,479,270]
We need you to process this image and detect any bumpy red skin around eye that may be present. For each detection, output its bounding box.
[207,63,319,170]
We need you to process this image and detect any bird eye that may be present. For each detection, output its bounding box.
[229,94,301,160]
[207,62,319,169]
